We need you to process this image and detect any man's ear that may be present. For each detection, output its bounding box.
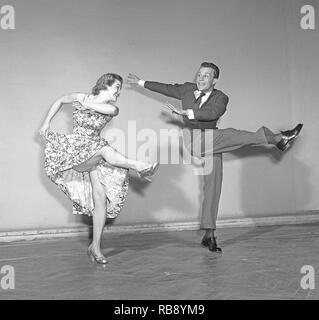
[213,78,218,85]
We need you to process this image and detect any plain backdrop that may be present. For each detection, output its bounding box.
[0,0,318,231]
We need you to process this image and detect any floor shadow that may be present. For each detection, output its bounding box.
[101,231,186,258]
[123,149,195,220]
[219,225,283,247]
[237,138,311,218]
[217,135,311,247]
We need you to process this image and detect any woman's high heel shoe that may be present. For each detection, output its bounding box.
[137,162,159,182]
[87,246,108,264]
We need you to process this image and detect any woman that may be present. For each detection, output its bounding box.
[39,73,159,264]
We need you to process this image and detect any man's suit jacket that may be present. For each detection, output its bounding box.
[144,81,229,130]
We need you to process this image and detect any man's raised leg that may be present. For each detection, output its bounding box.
[187,124,303,157]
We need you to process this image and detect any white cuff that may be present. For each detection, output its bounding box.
[138,80,145,87]
[186,109,195,120]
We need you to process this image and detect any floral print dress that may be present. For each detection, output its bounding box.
[44,97,129,218]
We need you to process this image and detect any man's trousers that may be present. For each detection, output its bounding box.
[182,127,269,230]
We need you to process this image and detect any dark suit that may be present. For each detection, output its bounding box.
[144,81,268,230]
[145,81,228,129]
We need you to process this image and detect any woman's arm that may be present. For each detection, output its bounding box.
[39,93,83,136]
[78,101,119,116]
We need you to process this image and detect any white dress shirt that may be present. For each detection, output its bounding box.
[186,90,212,120]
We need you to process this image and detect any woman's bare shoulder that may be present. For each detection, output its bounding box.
[58,92,87,103]
[70,92,87,101]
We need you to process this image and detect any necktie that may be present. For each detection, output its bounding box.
[194,91,205,103]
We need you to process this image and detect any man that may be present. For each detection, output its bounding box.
[127,62,302,253]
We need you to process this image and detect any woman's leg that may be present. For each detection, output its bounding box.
[74,145,153,173]
[89,168,108,258]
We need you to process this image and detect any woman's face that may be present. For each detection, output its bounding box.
[104,80,122,102]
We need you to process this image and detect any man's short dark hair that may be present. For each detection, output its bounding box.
[200,62,220,79]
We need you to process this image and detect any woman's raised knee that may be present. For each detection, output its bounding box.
[100,146,117,163]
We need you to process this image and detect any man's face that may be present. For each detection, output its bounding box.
[196,67,217,92]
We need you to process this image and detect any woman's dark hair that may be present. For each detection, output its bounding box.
[200,62,220,79]
[92,73,123,95]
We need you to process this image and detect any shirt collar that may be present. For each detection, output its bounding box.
[194,89,213,96]
[203,90,212,97]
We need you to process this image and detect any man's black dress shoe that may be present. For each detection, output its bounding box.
[201,237,222,253]
[276,123,303,151]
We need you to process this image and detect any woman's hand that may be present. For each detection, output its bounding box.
[127,73,141,85]
[39,121,50,138]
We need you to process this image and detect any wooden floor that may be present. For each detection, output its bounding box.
[0,223,319,300]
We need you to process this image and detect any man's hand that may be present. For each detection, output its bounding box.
[173,109,187,116]
[163,102,187,116]
[127,73,141,85]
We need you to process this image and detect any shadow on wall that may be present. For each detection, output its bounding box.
[112,85,195,222]
[116,142,195,223]
[105,88,194,225]
[195,144,282,224]
[224,137,310,219]
[240,140,310,216]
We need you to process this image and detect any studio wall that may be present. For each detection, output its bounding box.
[0,0,318,232]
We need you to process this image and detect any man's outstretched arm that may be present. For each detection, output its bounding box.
[127,73,184,100]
